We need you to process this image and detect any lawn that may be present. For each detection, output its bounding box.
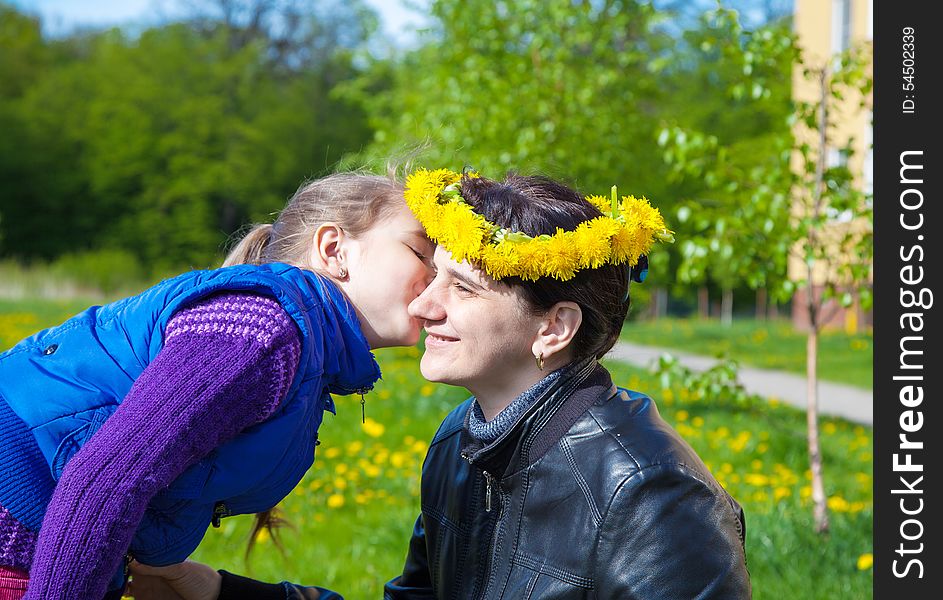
[621,317,873,389]
[1,301,873,599]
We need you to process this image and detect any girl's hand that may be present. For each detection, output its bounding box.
[125,560,221,600]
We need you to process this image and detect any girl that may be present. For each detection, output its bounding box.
[0,171,435,600]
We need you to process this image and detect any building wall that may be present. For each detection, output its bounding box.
[790,0,873,332]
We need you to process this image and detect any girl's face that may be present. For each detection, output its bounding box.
[407,246,547,400]
[342,203,435,349]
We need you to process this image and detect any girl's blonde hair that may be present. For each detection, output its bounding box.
[223,171,405,268]
[224,170,405,555]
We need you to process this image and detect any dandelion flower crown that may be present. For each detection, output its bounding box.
[403,168,675,282]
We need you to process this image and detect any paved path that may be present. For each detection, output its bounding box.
[606,341,873,426]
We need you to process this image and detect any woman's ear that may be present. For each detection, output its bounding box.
[310,223,348,278]
[532,301,582,368]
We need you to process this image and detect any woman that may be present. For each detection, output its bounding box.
[0,171,435,600]
[129,168,751,599]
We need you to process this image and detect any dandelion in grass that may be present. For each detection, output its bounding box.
[857,553,873,570]
[327,494,345,508]
[362,418,385,438]
[827,496,851,512]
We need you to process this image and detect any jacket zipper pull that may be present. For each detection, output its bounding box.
[483,471,494,513]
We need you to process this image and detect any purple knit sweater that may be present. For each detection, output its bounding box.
[0,292,301,600]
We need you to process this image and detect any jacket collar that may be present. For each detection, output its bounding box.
[304,271,382,396]
[460,357,615,477]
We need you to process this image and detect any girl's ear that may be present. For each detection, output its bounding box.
[311,223,348,278]
[532,301,582,368]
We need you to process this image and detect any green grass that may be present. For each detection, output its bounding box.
[2,305,873,599]
[0,298,103,350]
[621,317,873,389]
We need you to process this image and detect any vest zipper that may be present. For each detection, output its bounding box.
[211,501,231,528]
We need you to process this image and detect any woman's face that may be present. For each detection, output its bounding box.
[342,202,435,349]
[407,246,547,399]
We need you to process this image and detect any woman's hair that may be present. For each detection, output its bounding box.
[223,171,405,268]
[459,173,631,362]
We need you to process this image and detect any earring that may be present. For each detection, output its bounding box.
[338,266,348,278]
[535,352,544,371]
[360,392,366,423]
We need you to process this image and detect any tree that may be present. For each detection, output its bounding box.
[790,42,872,533]
[655,8,795,323]
[0,1,379,270]
[653,8,873,533]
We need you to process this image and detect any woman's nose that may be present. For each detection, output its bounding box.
[408,281,444,322]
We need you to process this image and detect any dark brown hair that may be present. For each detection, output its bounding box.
[458,173,631,361]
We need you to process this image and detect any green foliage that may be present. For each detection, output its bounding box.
[655,8,797,296]
[49,249,146,295]
[0,1,378,272]
[349,0,680,270]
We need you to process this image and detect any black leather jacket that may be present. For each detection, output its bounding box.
[385,360,752,599]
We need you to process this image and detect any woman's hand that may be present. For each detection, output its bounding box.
[125,560,222,600]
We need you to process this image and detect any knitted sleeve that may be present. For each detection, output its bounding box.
[24,292,302,600]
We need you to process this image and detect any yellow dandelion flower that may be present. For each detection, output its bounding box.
[584,194,610,214]
[675,410,689,421]
[390,451,408,469]
[774,487,791,501]
[324,447,341,459]
[744,473,769,487]
[420,384,435,397]
[334,463,349,475]
[412,440,428,455]
[333,477,347,490]
[362,418,385,438]
[481,243,520,280]
[827,496,851,512]
[326,494,345,508]
[543,230,581,280]
[572,219,612,269]
[857,553,873,571]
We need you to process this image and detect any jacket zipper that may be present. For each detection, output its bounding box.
[461,452,494,513]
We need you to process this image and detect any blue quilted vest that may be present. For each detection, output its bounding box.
[0,263,380,567]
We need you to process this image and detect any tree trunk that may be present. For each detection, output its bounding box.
[650,286,668,319]
[698,286,709,319]
[721,288,733,326]
[806,328,829,533]
[756,287,767,320]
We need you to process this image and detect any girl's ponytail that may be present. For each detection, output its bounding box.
[222,224,274,267]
